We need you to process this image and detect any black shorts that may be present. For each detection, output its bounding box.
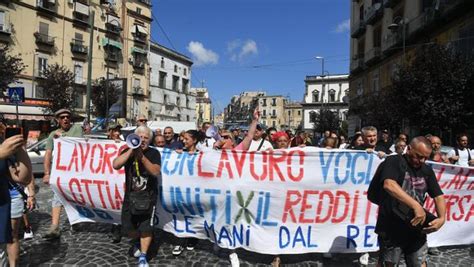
[121,199,154,234]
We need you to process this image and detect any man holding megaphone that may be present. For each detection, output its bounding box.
[113,126,161,267]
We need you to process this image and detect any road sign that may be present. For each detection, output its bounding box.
[8,87,25,104]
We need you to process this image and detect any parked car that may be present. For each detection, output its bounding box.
[27,138,47,176]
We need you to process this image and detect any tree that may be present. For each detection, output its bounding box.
[311,108,341,134]
[91,78,120,118]
[392,45,474,134]
[37,63,75,114]
[0,45,26,93]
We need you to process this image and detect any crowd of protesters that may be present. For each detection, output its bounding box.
[0,107,472,267]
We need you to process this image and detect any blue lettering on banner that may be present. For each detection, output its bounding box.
[161,149,197,176]
[184,216,196,234]
[346,225,378,248]
[320,152,375,185]
[204,189,221,223]
[74,205,113,220]
[279,226,318,249]
[203,221,250,247]
[174,187,196,215]
[334,152,352,184]
[320,152,335,183]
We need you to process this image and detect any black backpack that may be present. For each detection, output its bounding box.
[367,154,407,205]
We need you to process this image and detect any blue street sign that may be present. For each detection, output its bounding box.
[8,87,25,104]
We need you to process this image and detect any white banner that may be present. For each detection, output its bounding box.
[51,138,474,254]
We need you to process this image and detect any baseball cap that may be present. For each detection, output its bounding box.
[256,124,263,131]
[107,122,122,130]
[382,129,389,134]
[54,109,72,117]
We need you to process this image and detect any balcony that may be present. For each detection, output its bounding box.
[70,40,88,55]
[105,23,121,35]
[271,115,277,118]
[36,0,56,15]
[350,55,365,73]
[0,23,11,36]
[133,33,147,44]
[133,87,145,96]
[383,30,403,54]
[365,3,383,25]
[105,52,119,62]
[138,0,152,6]
[383,0,402,8]
[132,59,145,69]
[34,32,55,46]
[351,20,366,38]
[365,47,381,64]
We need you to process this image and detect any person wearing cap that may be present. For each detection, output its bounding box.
[42,109,83,239]
[248,124,273,151]
[107,122,123,142]
[375,129,393,154]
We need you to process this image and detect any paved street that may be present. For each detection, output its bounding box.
[16,178,474,266]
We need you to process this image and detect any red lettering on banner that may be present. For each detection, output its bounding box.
[56,177,74,202]
[287,150,305,182]
[315,190,333,223]
[467,202,474,222]
[55,142,67,171]
[101,144,118,174]
[351,190,360,224]
[269,150,286,181]
[436,167,447,188]
[468,181,474,190]
[282,190,302,223]
[446,169,468,190]
[231,150,247,177]
[81,179,96,208]
[69,178,86,205]
[105,181,116,210]
[299,190,318,223]
[68,146,79,172]
[250,152,268,181]
[79,143,91,171]
[90,144,104,174]
[93,180,107,209]
[216,150,234,178]
[198,152,214,178]
[332,190,350,223]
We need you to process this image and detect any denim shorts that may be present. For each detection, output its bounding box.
[10,195,24,219]
[52,191,63,208]
[378,235,428,267]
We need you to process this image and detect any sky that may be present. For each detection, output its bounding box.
[151,0,351,114]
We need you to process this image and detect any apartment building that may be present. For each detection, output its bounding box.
[189,87,212,127]
[348,0,474,134]
[284,101,303,131]
[224,91,265,127]
[149,42,195,123]
[0,0,152,120]
[302,74,349,131]
[257,95,287,129]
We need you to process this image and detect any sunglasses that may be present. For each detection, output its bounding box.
[222,136,231,139]
[59,115,70,120]
[138,119,148,122]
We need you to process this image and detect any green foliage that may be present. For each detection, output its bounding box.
[311,108,341,134]
[0,45,26,93]
[91,78,120,118]
[37,63,75,114]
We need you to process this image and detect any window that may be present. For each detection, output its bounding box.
[373,26,382,48]
[176,96,180,106]
[39,22,49,36]
[164,94,168,104]
[35,86,45,98]
[298,110,301,116]
[136,7,142,15]
[359,5,364,20]
[186,115,190,121]
[74,63,83,84]
[186,97,189,108]
[172,76,179,91]
[312,90,319,102]
[182,79,189,93]
[262,99,267,106]
[329,89,336,102]
[372,72,380,92]
[272,98,276,106]
[74,32,83,43]
[0,11,7,32]
[183,68,187,76]
[174,65,177,73]
[309,111,316,123]
[272,121,276,127]
[177,114,181,121]
[38,57,48,77]
[272,110,276,116]
[288,110,291,116]
[357,81,364,96]
[133,78,140,91]
[74,93,84,109]
[263,110,266,116]
[159,71,166,88]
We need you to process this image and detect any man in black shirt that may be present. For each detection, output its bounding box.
[375,136,446,267]
[113,126,161,267]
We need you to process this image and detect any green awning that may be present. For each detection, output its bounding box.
[131,47,147,54]
[101,37,122,50]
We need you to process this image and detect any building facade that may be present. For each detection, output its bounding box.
[189,87,212,127]
[0,0,152,120]
[302,74,349,131]
[149,42,195,122]
[348,0,474,135]
[257,95,287,129]
[283,101,303,131]
[224,91,265,127]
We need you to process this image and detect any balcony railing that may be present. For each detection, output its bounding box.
[383,30,403,53]
[365,3,383,25]
[105,52,119,62]
[132,59,145,69]
[350,55,365,72]
[133,33,147,44]
[351,20,366,38]
[70,40,88,54]
[365,47,381,64]
[383,0,401,8]
[34,32,55,46]
[36,0,56,14]
[105,23,121,34]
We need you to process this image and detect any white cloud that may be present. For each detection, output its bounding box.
[333,19,350,33]
[187,41,219,66]
[227,39,259,62]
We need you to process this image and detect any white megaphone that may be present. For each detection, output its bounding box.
[126,133,142,149]
[205,125,221,141]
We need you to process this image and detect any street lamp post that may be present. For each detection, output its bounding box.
[388,16,406,60]
[315,56,326,135]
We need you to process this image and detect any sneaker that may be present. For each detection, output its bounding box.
[359,252,369,266]
[186,238,198,250]
[128,243,141,258]
[229,252,240,267]
[172,245,185,256]
[186,244,195,251]
[43,226,60,239]
[110,225,122,243]
[138,254,149,267]
[23,226,34,240]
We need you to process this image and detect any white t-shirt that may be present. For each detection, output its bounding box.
[197,137,216,152]
[447,148,472,167]
[248,138,273,151]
